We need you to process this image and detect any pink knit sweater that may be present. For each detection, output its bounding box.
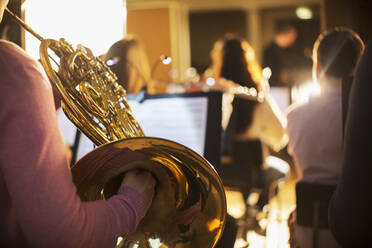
[0,40,146,248]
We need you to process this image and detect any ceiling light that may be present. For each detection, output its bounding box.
[296,6,313,20]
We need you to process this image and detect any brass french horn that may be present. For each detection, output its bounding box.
[5,8,226,248]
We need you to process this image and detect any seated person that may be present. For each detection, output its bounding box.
[209,34,288,235]
[286,27,365,247]
[0,3,157,247]
[105,35,165,94]
[60,36,156,163]
[329,39,372,247]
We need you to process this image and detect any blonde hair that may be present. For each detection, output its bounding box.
[241,39,263,90]
[105,35,151,94]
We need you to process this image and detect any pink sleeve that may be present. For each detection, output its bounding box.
[0,41,146,248]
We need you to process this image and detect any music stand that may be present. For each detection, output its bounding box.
[127,91,223,173]
[58,91,223,172]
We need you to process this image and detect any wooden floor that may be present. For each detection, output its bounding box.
[225,159,299,248]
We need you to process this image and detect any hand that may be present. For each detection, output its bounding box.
[120,170,156,212]
[163,198,202,243]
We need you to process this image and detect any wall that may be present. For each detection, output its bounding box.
[127,8,172,82]
[324,0,372,42]
[189,10,247,74]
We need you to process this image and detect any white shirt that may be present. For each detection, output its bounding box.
[222,92,288,152]
[244,92,288,151]
[287,83,343,184]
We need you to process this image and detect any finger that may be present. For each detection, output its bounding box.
[137,170,157,183]
[142,173,157,188]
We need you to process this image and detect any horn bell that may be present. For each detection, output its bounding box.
[3,8,227,247]
[72,137,226,248]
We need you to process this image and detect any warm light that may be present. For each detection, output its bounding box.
[228,206,246,219]
[106,56,120,66]
[257,91,265,102]
[296,6,313,20]
[168,69,179,79]
[206,77,215,86]
[206,218,222,232]
[225,189,246,219]
[148,237,162,248]
[186,67,197,79]
[116,237,123,246]
[246,231,265,247]
[291,81,321,104]
[247,191,260,206]
[249,88,258,97]
[234,238,249,248]
[265,155,290,175]
[161,56,172,65]
[262,67,272,80]
[24,0,126,59]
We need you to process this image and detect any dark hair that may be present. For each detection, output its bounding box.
[220,34,256,88]
[105,38,136,90]
[314,27,364,78]
[275,21,297,35]
[219,33,260,134]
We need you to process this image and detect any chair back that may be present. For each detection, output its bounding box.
[296,182,336,228]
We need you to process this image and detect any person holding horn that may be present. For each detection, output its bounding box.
[0,1,156,247]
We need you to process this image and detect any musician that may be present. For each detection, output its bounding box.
[105,35,165,94]
[329,38,372,247]
[210,34,287,154]
[0,0,156,247]
[209,33,288,233]
[262,21,312,88]
[286,27,364,247]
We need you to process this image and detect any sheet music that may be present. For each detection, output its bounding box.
[129,97,209,156]
[57,96,209,160]
[57,110,95,160]
[57,109,77,147]
[269,87,291,114]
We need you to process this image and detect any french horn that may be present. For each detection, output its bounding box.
[5,8,226,248]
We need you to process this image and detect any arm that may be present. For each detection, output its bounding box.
[217,78,288,150]
[0,41,147,248]
[285,106,303,181]
[329,39,372,246]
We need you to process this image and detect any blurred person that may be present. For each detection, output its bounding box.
[210,33,288,235]
[105,35,164,95]
[329,38,372,247]
[0,1,157,247]
[263,21,312,87]
[286,27,364,247]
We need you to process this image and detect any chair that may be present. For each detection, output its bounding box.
[222,140,263,193]
[295,182,337,248]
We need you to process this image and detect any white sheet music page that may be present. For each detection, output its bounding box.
[129,97,208,156]
[57,109,95,160]
[269,87,291,114]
